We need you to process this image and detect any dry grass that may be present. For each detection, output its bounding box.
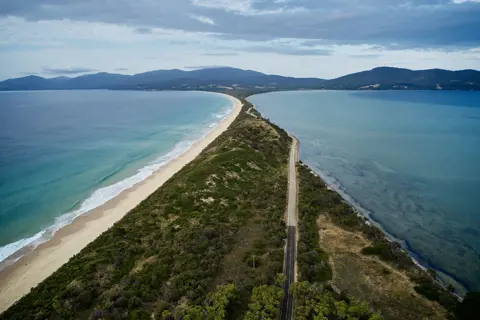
[317,215,447,320]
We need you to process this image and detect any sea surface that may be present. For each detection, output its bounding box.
[0,90,234,263]
[250,90,480,292]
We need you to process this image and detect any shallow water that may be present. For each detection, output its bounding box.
[250,90,480,292]
[0,90,233,262]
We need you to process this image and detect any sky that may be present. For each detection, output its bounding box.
[1,0,480,80]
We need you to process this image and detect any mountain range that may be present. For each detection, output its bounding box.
[1,67,479,91]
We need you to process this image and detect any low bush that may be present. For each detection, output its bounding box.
[1,96,291,319]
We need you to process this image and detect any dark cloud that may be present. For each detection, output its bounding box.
[133,27,153,34]
[1,0,480,49]
[42,67,98,75]
[301,40,328,47]
[114,68,129,71]
[244,45,332,56]
[209,42,332,56]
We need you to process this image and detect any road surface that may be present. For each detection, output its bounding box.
[280,136,298,320]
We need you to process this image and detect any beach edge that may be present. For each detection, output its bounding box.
[0,92,243,313]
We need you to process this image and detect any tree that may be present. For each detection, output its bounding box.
[178,284,238,320]
[205,284,238,320]
[369,314,383,320]
[275,274,286,287]
[291,281,382,320]
[244,285,284,320]
[183,306,204,320]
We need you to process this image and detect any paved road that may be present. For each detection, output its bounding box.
[280,137,298,320]
[286,137,298,227]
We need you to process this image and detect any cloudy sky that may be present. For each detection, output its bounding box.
[1,0,480,80]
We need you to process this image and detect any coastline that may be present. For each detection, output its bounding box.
[248,96,467,296]
[323,167,467,296]
[0,92,243,313]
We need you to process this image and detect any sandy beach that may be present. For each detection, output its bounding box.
[0,92,242,313]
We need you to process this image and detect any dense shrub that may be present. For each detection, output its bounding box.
[244,283,284,320]
[297,162,462,316]
[0,96,290,319]
[292,281,382,320]
[297,164,333,282]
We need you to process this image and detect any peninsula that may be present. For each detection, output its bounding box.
[0,92,477,320]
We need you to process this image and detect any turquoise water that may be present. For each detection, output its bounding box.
[250,90,480,292]
[0,90,234,262]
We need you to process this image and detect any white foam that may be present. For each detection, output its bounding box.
[0,139,194,264]
[0,104,235,264]
[213,110,230,119]
[0,230,46,263]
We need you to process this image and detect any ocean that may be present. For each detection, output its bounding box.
[249,90,480,293]
[0,90,234,264]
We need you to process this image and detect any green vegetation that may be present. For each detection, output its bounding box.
[296,163,383,319]
[297,162,465,319]
[296,164,333,282]
[3,91,477,320]
[361,240,415,269]
[168,284,238,319]
[411,273,458,313]
[1,97,291,319]
[244,284,284,320]
[292,282,382,320]
[241,274,285,320]
[161,279,289,320]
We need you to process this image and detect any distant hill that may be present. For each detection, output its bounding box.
[63,72,131,89]
[0,67,325,91]
[49,76,71,82]
[0,75,54,91]
[324,67,480,90]
[1,66,479,91]
[125,69,189,87]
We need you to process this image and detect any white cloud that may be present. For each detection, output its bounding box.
[189,14,216,25]
[2,42,480,80]
[190,0,304,15]
[0,3,479,80]
[191,0,254,14]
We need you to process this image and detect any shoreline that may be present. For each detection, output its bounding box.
[304,162,467,293]
[248,96,468,296]
[0,92,242,313]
